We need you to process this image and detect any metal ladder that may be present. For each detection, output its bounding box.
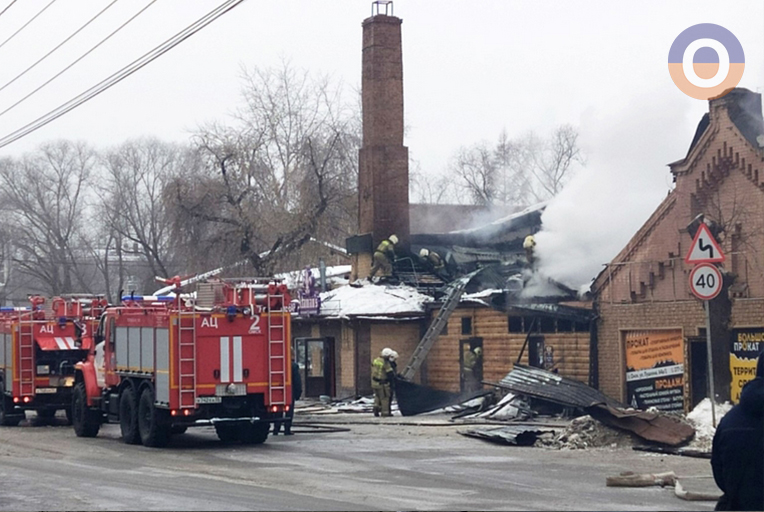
[400,268,485,381]
[17,317,35,397]
[177,309,197,408]
[267,290,287,407]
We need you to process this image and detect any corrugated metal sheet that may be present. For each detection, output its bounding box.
[497,364,624,409]
[496,365,695,446]
[459,425,552,446]
[589,404,695,446]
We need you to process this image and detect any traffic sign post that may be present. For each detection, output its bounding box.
[687,247,725,425]
[686,223,726,427]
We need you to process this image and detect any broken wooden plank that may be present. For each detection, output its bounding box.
[674,479,721,501]
[606,471,677,488]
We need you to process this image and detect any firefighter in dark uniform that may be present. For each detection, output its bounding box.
[369,234,398,278]
[371,347,396,416]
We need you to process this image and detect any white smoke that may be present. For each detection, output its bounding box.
[534,89,698,292]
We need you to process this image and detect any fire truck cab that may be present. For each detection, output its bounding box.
[0,295,106,426]
[72,278,292,447]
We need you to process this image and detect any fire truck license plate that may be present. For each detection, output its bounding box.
[35,388,57,394]
[196,396,222,404]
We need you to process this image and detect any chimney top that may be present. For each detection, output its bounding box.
[371,1,393,17]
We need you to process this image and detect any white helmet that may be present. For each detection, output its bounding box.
[390,350,399,361]
[419,248,429,258]
[381,347,394,358]
[388,234,399,245]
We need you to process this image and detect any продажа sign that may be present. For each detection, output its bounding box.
[624,329,685,412]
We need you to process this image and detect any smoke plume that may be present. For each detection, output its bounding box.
[534,90,697,292]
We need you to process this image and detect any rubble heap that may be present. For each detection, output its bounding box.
[537,415,637,450]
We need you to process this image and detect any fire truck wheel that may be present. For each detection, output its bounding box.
[119,386,141,445]
[215,424,238,444]
[0,384,22,427]
[238,421,269,445]
[138,387,170,448]
[72,382,100,438]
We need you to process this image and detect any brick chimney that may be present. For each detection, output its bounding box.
[353,1,410,279]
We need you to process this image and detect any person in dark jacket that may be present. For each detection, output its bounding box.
[274,361,302,436]
[711,354,764,511]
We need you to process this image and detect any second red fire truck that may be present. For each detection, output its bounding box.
[0,295,106,426]
[72,277,293,447]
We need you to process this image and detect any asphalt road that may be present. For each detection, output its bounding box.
[0,413,718,511]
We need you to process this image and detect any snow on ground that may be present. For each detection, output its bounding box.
[319,282,433,318]
[684,398,733,451]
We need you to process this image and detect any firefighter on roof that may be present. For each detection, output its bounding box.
[371,347,396,417]
[369,234,398,279]
[523,234,536,265]
[419,248,447,277]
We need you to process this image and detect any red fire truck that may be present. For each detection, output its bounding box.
[72,278,292,447]
[0,295,107,426]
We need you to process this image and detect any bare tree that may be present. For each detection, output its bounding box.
[0,141,95,295]
[449,125,582,208]
[98,138,192,290]
[169,62,359,275]
[409,157,458,204]
[526,125,581,199]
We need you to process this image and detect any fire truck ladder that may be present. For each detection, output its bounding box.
[267,288,287,407]
[400,268,486,381]
[17,317,35,397]
[177,309,197,409]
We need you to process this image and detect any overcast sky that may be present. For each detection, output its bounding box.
[0,0,762,286]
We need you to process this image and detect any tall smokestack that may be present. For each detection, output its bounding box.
[354,1,409,278]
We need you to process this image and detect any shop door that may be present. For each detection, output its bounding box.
[294,337,335,398]
[689,337,708,409]
[528,336,545,368]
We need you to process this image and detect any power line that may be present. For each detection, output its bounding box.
[0,0,19,20]
[0,0,57,51]
[0,0,245,149]
[0,0,158,118]
[0,0,119,94]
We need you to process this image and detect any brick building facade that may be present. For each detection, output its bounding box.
[593,88,764,411]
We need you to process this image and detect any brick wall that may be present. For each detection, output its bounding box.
[426,306,590,392]
[595,90,764,404]
[357,13,410,260]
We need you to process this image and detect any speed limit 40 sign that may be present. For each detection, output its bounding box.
[689,263,722,300]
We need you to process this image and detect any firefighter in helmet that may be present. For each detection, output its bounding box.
[462,346,483,394]
[419,248,447,277]
[523,234,536,265]
[369,234,398,279]
[371,347,396,417]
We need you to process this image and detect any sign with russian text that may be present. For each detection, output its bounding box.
[730,327,763,403]
[624,329,685,412]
